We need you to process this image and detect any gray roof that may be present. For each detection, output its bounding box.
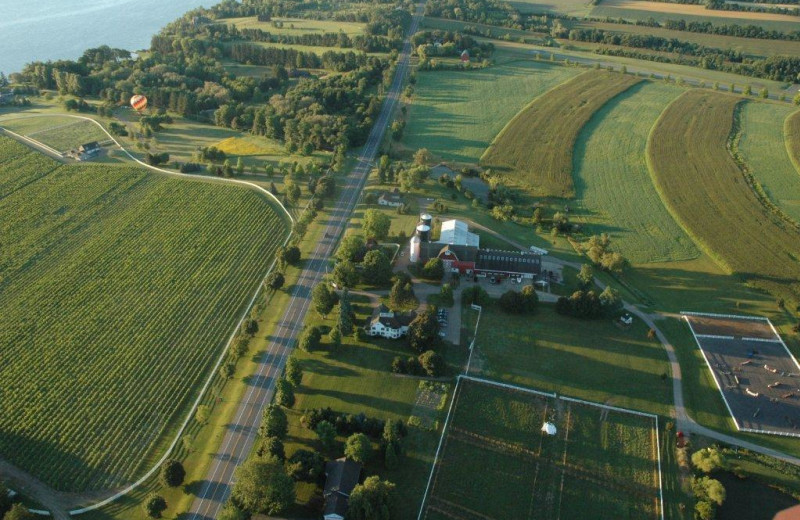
[324,458,362,497]
[324,458,362,517]
[419,242,478,263]
[476,249,541,275]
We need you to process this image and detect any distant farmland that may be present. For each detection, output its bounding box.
[786,110,800,177]
[0,138,289,491]
[574,81,698,264]
[481,70,641,198]
[402,56,581,163]
[647,90,800,304]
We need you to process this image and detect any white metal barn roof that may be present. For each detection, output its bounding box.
[437,219,480,248]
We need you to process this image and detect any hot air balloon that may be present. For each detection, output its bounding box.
[130,94,148,111]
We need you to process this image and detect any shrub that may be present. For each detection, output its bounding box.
[143,494,167,519]
[160,459,186,487]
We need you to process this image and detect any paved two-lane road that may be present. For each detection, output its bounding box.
[187,4,426,519]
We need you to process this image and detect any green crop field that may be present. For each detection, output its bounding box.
[786,110,800,177]
[2,117,108,152]
[511,0,595,16]
[422,378,661,519]
[0,138,289,491]
[647,90,800,305]
[481,70,642,198]
[574,81,699,264]
[470,305,673,416]
[402,56,581,163]
[738,102,800,224]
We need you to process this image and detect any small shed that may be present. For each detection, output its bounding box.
[460,50,470,63]
[541,422,557,436]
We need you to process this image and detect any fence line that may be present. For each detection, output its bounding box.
[416,376,463,520]
[682,316,743,431]
[680,311,769,322]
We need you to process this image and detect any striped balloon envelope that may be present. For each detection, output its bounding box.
[130,94,148,111]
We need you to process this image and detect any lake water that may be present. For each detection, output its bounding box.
[0,0,215,75]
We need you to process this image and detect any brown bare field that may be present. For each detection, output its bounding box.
[601,0,800,21]
[481,70,641,198]
[647,90,800,304]
[684,315,777,339]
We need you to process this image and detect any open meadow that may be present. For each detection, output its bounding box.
[786,110,800,177]
[422,377,661,519]
[738,102,800,224]
[646,90,800,306]
[225,16,366,37]
[510,0,596,16]
[1,116,108,153]
[402,55,581,163]
[481,70,641,198]
[0,137,289,491]
[469,305,673,416]
[573,80,699,264]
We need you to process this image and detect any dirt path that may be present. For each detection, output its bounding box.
[0,460,69,519]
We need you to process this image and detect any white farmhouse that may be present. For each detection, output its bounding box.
[367,304,416,339]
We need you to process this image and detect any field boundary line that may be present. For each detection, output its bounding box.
[0,114,295,225]
[655,415,664,520]
[0,113,295,516]
[0,126,62,157]
[416,377,462,520]
[765,319,800,372]
[427,376,664,520]
[740,427,800,439]
[682,316,743,431]
[683,312,800,437]
[680,310,770,322]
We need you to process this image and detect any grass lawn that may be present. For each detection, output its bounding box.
[0,115,81,135]
[472,304,673,416]
[573,80,699,264]
[116,109,330,169]
[226,16,366,37]
[787,110,800,175]
[403,53,581,163]
[481,70,642,197]
[279,291,468,519]
[738,101,800,224]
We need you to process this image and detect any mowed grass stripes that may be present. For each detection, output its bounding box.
[0,137,289,491]
[481,70,642,198]
[646,91,800,303]
[573,81,699,264]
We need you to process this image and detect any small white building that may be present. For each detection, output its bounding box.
[367,304,416,339]
[541,422,557,436]
[378,192,404,207]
